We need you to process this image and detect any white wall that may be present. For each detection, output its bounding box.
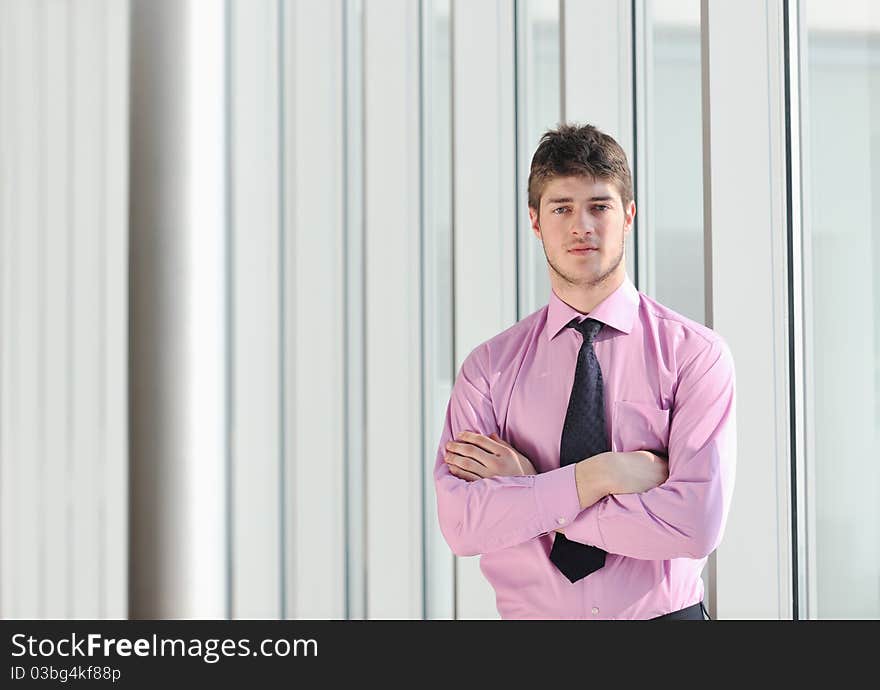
[0,0,128,619]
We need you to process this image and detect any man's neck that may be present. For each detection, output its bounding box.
[551,269,626,314]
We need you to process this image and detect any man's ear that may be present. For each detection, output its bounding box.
[528,206,541,240]
[623,200,636,235]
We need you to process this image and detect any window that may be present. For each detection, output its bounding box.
[801,0,880,619]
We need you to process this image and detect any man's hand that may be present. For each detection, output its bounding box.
[444,431,537,481]
[605,450,669,495]
[570,450,669,513]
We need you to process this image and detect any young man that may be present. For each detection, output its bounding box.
[434,123,736,620]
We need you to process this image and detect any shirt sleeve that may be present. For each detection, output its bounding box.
[434,343,582,557]
[561,339,736,560]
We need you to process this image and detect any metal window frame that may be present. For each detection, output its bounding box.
[785,0,810,621]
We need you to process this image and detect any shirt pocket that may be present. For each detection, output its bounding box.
[611,400,671,455]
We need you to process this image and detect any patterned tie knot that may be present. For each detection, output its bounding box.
[568,317,603,344]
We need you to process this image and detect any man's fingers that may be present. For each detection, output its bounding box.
[446,454,484,481]
[447,463,481,482]
[445,452,490,477]
[445,438,497,468]
[462,431,504,455]
[454,431,506,457]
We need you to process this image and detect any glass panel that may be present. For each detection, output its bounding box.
[517,0,560,318]
[427,0,453,389]
[641,0,707,606]
[421,0,455,620]
[646,0,704,323]
[802,0,880,619]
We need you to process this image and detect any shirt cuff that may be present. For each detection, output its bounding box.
[561,500,607,549]
[532,464,581,535]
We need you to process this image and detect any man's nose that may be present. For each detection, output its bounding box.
[572,208,595,235]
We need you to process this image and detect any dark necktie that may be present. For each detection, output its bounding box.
[549,317,608,583]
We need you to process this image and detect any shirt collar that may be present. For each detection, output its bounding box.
[544,275,640,341]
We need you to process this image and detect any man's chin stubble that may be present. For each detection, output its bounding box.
[548,250,624,288]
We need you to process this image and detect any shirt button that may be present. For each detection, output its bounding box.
[556,517,566,525]
[591,607,600,616]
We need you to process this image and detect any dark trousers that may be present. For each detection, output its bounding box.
[650,601,710,620]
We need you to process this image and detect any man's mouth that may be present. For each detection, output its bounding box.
[568,247,598,254]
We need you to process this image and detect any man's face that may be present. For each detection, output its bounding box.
[528,175,635,289]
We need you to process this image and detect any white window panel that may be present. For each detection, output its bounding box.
[421,0,456,621]
[363,0,424,619]
[44,0,74,618]
[284,0,347,620]
[638,0,709,611]
[0,0,128,619]
[516,0,561,319]
[451,0,517,621]
[229,0,283,619]
[102,0,130,621]
[702,0,793,619]
[642,0,704,324]
[799,0,880,619]
[70,0,106,619]
[2,0,42,619]
[561,0,635,286]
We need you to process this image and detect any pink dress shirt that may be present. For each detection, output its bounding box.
[433,277,736,619]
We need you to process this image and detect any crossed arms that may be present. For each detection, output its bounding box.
[444,431,669,517]
[433,340,736,561]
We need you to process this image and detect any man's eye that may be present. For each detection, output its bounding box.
[552,207,569,214]
[593,205,610,212]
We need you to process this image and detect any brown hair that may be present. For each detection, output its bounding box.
[528,122,633,214]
